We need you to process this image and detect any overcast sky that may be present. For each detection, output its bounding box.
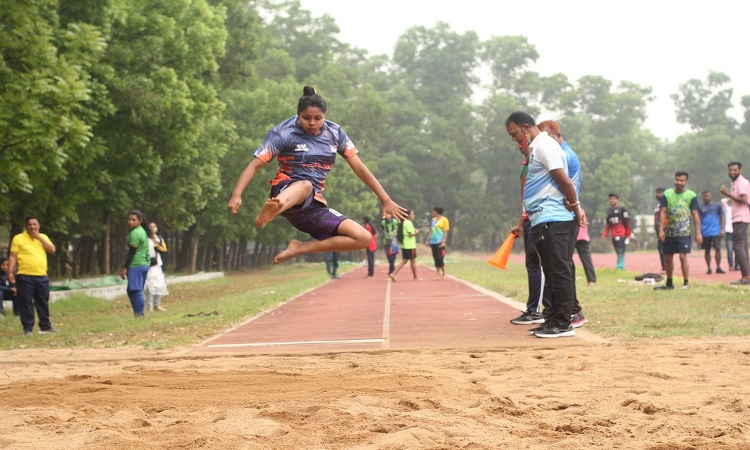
[298,0,749,141]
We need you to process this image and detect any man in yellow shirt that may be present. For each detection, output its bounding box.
[8,216,56,335]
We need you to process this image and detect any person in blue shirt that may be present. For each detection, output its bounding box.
[538,120,587,327]
[698,190,725,274]
[227,86,406,264]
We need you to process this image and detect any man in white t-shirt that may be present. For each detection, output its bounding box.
[505,111,586,338]
[720,198,736,270]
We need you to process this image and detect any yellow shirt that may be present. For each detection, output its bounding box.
[10,231,52,276]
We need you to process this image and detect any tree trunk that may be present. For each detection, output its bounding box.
[190,228,198,274]
[102,211,111,275]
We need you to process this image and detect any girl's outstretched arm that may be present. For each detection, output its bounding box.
[346,154,407,220]
[228,157,266,214]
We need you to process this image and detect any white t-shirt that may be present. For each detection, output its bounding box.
[722,200,733,233]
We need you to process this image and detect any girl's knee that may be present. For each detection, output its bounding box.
[296,180,313,194]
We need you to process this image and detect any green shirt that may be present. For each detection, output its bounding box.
[402,220,417,250]
[127,226,150,267]
[663,188,698,238]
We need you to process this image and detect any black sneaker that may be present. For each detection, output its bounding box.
[534,325,575,338]
[706,268,712,275]
[38,327,56,334]
[527,323,549,335]
[653,285,674,290]
[716,268,726,274]
[510,311,545,325]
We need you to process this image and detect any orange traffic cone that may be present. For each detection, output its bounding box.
[488,233,515,270]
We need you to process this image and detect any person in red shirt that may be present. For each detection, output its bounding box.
[601,193,632,270]
[362,217,377,278]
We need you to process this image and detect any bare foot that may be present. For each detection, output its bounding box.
[388,274,396,282]
[255,198,283,227]
[273,239,304,264]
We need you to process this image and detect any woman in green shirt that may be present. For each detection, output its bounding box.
[389,210,420,281]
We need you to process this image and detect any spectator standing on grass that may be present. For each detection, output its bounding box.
[720,198,736,271]
[575,207,597,286]
[536,120,588,325]
[8,216,56,335]
[602,193,632,270]
[698,191,725,274]
[654,172,702,290]
[145,221,169,312]
[721,161,750,284]
[0,257,17,317]
[654,187,667,273]
[121,210,150,317]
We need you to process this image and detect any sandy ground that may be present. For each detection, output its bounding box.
[1,338,750,449]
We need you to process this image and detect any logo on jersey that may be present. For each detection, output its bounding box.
[328,208,343,217]
[329,145,337,153]
[294,143,309,152]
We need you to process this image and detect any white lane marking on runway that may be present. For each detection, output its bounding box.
[382,280,392,350]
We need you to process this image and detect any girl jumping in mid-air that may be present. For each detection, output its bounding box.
[227,86,406,263]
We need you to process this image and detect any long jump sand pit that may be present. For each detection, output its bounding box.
[1,338,749,448]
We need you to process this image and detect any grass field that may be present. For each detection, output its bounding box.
[1,254,749,350]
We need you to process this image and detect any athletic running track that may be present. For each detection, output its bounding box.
[197,248,735,355]
[198,261,608,355]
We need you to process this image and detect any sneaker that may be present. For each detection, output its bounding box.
[653,285,674,290]
[510,311,545,325]
[716,268,726,274]
[682,284,690,290]
[38,327,56,334]
[534,325,575,338]
[527,324,549,335]
[706,268,712,275]
[571,313,588,328]
[154,306,166,312]
[23,330,32,336]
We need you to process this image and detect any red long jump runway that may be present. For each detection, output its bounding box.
[198,264,604,355]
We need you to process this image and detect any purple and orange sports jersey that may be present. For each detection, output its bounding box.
[254,116,358,204]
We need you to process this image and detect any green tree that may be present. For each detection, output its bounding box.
[0,0,108,220]
[671,71,737,131]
